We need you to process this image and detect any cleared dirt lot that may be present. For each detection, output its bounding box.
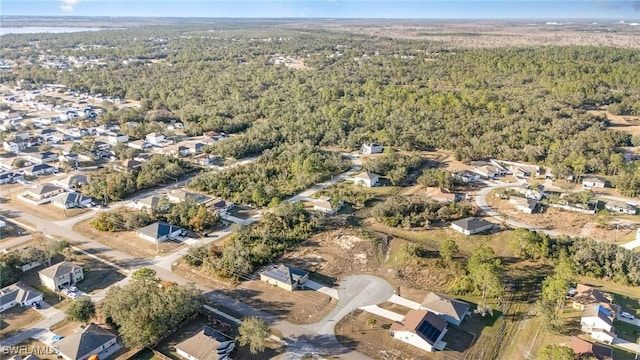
[6,193,89,221]
[73,218,186,258]
[591,110,640,136]
[486,192,634,243]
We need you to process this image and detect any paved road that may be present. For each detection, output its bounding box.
[288,154,362,203]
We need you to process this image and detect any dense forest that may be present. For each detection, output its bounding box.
[2,25,640,179]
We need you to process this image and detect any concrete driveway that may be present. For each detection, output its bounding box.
[304,275,394,335]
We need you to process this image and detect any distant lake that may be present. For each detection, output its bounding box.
[0,27,109,36]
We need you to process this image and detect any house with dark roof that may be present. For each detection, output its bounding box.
[23,163,59,177]
[0,171,23,185]
[450,217,494,235]
[38,261,84,291]
[571,337,614,360]
[54,323,119,360]
[137,221,184,243]
[0,282,43,312]
[419,293,471,326]
[390,310,448,352]
[51,192,93,209]
[175,326,235,360]
[260,264,309,291]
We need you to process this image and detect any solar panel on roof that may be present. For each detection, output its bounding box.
[417,320,442,343]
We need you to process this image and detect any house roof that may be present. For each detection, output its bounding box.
[136,195,164,208]
[451,217,493,231]
[121,159,142,169]
[51,192,92,207]
[425,187,456,201]
[581,304,614,327]
[355,172,379,181]
[174,326,234,360]
[23,355,41,360]
[55,174,87,188]
[570,337,613,360]
[0,281,43,306]
[574,284,613,306]
[391,310,447,345]
[583,176,606,184]
[420,292,470,322]
[39,261,82,281]
[25,183,62,196]
[605,200,636,210]
[137,221,182,240]
[55,324,116,360]
[261,264,308,286]
[24,164,57,174]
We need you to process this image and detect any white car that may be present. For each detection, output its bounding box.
[68,292,79,299]
[567,288,577,297]
[68,286,78,292]
[621,312,635,320]
[61,288,70,295]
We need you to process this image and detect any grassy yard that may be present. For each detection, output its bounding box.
[0,306,43,338]
[6,193,90,221]
[11,338,57,359]
[614,320,640,343]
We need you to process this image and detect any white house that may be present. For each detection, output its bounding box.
[390,310,448,352]
[51,192,93,209]
[0,282,43,312]
[145,132,166,145]
[3,141,25,153]
[582,177,606,189]
[453,170,479,183]
[313,196,342,214]
[361,143,383,155]
[604,201,637,215]
[53,174,88,191]
[509,196,537,214]
[107,133,129,145]
[354,172,379,187]
[38,261,84,292]
[175,326,235,360]
[450,217,494,235]
[137,221,183,243]
[581,304,616,344]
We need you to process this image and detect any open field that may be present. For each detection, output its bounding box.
[73,218,186,258]
[0,306,43,338]
[591,110,640,136]
[286,20,640,49]
[5,193,90,221]
[220,280,337,325]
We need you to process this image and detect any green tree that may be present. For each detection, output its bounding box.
[536,344,575,360]
[238,317,271,355]
[366,318,377,328]
[595,209,611,229]
[65,297,96,324]
[439,239,459,263]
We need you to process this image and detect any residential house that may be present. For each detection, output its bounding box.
[390,310,448,352]
[167,189,210,205]
[3,141,25,153]
[471,161,506,179]
[453,170,479,183]
[39,128,58,141]
[174,326,235,360]
[23,151,59,165]
[53,174,88,191]
[127,139,151,150]
[23,183,64,201]
[361,143,383,155]
[260,264,309,291]
[137,221,184,243]
[114,159,142,172]
[604,201,637,215]
[354,172,379,188]
[145,132,166,145]
[24,163,59,177]
[0,282,43,312]
[572,284,615,311]
[583,177,606,189]
[313,196,342,214]
[450,217,494,235]
[570,337,614,360]
[54,323,119,360]
[509,196,537,214]
[203,131,225,141]
[425,187,458,203]
[581,304,616,344]
[38,261,84,291]
[51,192,93,209]
[128,195,165,211]
[0,171,23,185]
[193,153,215,166]
[59,152,79,168]
[107,133,129,145]
[511,184,545,201]
[419,293,471,326]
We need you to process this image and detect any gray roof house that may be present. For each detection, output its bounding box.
[137,221,184,243]
[51,192,94,209]
[175,326,235,360]
[260,264,309,291]
[0,282,44,313]
[419,292,471,326]
[55,323,119,360]
[38,261,84,292]
[450,217,494,235]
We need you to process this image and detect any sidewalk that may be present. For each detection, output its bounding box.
[387,294,421,310]
[304,280,339,300]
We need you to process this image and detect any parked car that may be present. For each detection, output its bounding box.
[567,287,577,297]
[621,312,635,320]
[32,302,41,309]
[68,292,79,299]
[51,335,64,344]
[61,288,70,295]
[68,286,78,292]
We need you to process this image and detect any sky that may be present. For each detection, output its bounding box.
[1,0,640,19]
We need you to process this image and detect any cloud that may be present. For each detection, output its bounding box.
[60,0,81,12]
